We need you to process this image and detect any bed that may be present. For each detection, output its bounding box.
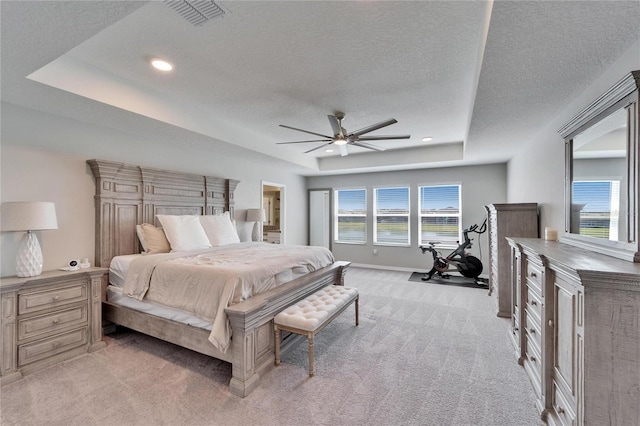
[87,159,349,397]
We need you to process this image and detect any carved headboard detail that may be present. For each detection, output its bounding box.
[87,159,240,267]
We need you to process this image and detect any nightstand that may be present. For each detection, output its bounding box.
[0,267,107,385]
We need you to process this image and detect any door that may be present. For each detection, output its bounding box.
[309,189,331,249]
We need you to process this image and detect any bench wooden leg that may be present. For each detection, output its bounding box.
[274,326,281,366]
[308,332,315,376]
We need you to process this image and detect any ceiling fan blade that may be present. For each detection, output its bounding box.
[339,144,348,157]
[349,118,398,137]
[304,142,334,154]
[328,115,342,136]
[357,135,411,141]
[277,139,331,144]
[351,141,386,151]
[279,124,332,139]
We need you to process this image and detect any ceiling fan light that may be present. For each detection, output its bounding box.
[334,138,347,146]
[151,58,173,71]
[422,136,433,142]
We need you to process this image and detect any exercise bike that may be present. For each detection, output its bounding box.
[419,218,488,287]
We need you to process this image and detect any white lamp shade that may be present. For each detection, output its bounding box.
[246,208,266,222]
[1,202,58,231]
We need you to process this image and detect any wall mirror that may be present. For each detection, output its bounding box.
[559,71,639,262]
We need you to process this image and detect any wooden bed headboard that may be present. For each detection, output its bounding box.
[87,159,240,267]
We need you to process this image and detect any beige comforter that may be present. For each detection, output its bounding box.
[123,242,334,353]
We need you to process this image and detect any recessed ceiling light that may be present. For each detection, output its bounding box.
[151,58,173,72]
[325,148,334,153]
[422,136,433,142]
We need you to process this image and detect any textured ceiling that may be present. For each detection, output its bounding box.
[2,1,639,175]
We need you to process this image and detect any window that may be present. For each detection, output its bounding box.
[419,184,461,246]
[572,180,621,240]
[334,189,366,243]
[374,187,410,245]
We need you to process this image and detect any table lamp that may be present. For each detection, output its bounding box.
[1,201,58,277]
[246,208,266,242]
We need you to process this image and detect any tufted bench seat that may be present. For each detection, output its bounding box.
[274,285,359,376]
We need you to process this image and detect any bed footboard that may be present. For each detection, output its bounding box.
[102,261,349,397]
[225,260,349,397]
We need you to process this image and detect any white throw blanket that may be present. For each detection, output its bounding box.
[123,242,334,353]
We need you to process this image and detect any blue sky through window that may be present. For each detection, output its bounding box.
[337,189,366,213]
[376,187,409,211]
[572,181,612,212]
[420,185,460,212]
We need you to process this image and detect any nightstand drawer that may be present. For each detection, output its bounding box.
[19,281,87,315]
[18,304,88,341]
[18,327,88,366]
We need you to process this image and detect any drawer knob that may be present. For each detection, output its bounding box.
[513,327,519,332]
[531,300,537,306]
[52,319,60,324]
[548,320,554,327]
[530,272,537,278]
[53,295,60,301]
[557,406,565,414]
[529,328,536,334]
[530,356,537,362]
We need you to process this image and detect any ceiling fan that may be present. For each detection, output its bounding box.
[277,112,410,156]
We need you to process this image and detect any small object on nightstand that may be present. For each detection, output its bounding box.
[79,258,90,268]
[59,260,79,271]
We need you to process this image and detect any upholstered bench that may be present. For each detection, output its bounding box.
[274,285,359,376]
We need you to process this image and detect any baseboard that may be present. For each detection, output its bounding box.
[349,263,490,281]
[349,263,429,273]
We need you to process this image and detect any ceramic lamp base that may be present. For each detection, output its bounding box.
[15,231,43,277]
[251,223,261,242]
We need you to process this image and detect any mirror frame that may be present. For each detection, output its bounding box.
[558,71,640,262]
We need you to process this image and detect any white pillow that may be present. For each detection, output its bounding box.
[156,215,212,252]
[200,212,240,246]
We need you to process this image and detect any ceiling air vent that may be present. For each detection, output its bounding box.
[164,0,226,27]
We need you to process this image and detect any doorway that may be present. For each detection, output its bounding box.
[262,181,284,244]
[309,189,331,249]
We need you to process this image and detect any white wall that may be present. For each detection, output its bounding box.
[507,41,640,232]
[0,103,309,277]
[307,163,508,271]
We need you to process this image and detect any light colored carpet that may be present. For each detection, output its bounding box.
[0,267,543,426]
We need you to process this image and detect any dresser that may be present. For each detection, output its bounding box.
[507,238,640,425]
[484,203,539,318]
[0,268,107,385]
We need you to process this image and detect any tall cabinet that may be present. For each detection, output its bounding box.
[484,203,539,318]
[507,238,640,425]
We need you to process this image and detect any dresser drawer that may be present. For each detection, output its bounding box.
[526,260,544,297]
[524,309,542,353]
[552,380,577,426]
[19,281,87,315]
[18,304,88,341]
[526,288,543,323]
[18,327,88,366]
[524,337,543,389]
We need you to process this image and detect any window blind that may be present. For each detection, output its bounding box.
[374,187,409,245]
[419,184,461,245]
[572,180,620,240]
[335,189,366,243]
